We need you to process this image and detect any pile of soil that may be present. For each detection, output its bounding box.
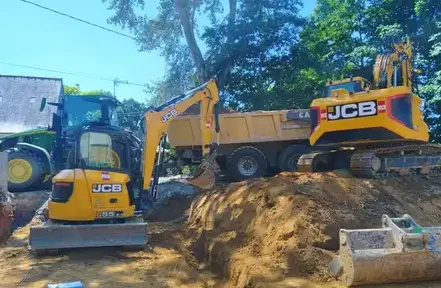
[182,172,441,287]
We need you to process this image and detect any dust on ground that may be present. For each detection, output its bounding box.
[0,220,228,288]
[2,173,441,287]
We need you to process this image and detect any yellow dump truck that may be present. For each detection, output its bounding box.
[167,109,312,180]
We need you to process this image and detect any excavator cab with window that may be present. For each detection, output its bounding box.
[297,39,437,178]
[28,79,220,251]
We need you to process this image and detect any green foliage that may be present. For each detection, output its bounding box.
[118,98,147,131]
[103,0,306,107]
[104,0,441,141]
[64,85,113,97]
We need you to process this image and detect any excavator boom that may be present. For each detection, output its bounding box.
[141,79,220,196]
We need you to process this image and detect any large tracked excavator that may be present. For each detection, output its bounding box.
[297,39,441,178]
[28,79,220,251]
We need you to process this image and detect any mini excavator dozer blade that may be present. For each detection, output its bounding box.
[187,152,220,190]
[29,204,148,251]
[329,214,441,286]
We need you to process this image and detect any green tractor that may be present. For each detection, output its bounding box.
[0,94,121,192]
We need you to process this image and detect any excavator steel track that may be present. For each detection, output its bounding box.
[349,144,441,179]
[297,143,441,179]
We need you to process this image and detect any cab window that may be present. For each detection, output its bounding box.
[325,81,363,97]
[79,132,128,170]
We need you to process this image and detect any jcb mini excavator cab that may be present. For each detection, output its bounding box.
[29,123,148,250]
[29,79,220,251]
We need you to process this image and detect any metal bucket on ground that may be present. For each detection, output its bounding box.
[329,214,441,286]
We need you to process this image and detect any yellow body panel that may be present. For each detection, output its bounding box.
[167,110,311,147]
[310,86,428,146]
[49,169,135,221]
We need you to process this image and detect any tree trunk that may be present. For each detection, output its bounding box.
[176,0,208,81]
[216,0,237,90]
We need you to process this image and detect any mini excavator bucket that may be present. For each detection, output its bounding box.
[187,152,220,190]
[329,214,441,286]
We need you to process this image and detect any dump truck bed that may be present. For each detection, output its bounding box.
[168,109,311,147]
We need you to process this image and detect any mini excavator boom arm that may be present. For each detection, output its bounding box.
[141,79,220,192]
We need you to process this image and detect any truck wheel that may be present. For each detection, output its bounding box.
[278,144,311,172]
[227,146,268,181]
[7,151,43,192]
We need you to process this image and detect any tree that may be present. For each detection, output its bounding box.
[103,0,306,108]
[64,85,114,97]
[118,98,147,131]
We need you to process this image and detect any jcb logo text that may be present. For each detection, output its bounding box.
[92,184,123,193]
[161,108,178,123]
[327,101,377,121]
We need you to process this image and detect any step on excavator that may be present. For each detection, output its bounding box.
[297,39,441,178]
[28,79,220,251]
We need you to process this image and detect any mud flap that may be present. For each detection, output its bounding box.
[29,216,148,251]
[187,155,220,190]
[330,214,441,286]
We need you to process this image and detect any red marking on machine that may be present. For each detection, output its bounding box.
[320,109,327,120]
[378,100,386,113]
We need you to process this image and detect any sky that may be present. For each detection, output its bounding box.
[0,0,316,102]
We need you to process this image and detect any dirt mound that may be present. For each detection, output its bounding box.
[182,172,441,287]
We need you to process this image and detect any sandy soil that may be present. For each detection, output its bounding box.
[182,171,441,288]
[2,172,441,287]
[0,221,226,288]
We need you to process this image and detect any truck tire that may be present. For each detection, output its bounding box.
[7,150,44,192]
[227,146,268,181]
[278,144,311,172]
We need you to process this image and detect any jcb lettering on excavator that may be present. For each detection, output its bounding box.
[327,100,377,121]
[161,108,178,123]
[92,184,123,193]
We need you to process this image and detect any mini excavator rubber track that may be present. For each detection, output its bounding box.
[297,143,441,179]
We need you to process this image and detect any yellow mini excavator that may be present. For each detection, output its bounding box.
[297,39,441,178]
[28,79,220,251]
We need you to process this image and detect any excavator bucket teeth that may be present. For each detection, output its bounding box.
[187,157,220,190]
[330,214,441,286]
[29,217,148,251]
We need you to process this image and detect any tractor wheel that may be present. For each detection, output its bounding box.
[7,151,43,192]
